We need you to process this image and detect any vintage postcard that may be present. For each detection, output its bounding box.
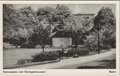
[0,1,119,76]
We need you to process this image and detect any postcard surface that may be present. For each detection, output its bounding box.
[0,1,119,76]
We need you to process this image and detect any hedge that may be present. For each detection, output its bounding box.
[31,47,90,62]
[31,51,59,62]
[64,48,90,57]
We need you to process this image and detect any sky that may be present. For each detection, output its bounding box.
[14,4,116,16]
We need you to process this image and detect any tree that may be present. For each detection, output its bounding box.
[53,5,89,45]
[32,5,72,51]
[93,7,116,54]
[3,5,37,47]
[64,15,92,45]
[63,16,78,45]
[3,4,19,41]
[84,34,98,52]
[17,6,37,47]
[18,6,36,35]
[29,7,55,51]
[9,28,28,48]
[53,5,71,30]
[102,28,116,48]
[30,23,51,52]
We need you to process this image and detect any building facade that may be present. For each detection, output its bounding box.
[52,37,72,47]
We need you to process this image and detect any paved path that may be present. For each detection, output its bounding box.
[15,49,116,69]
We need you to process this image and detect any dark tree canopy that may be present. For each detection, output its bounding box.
[3,4,116,49]
[94,7,116,32]
[3,4,19,39]
[91,7,116,53]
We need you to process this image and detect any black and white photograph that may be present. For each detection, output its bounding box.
[3,3,117,70]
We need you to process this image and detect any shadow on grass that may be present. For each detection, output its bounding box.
[77,59,116,69]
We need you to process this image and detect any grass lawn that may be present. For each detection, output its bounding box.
[3,48,60,67]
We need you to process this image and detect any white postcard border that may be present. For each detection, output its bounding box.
[0,1,119,76]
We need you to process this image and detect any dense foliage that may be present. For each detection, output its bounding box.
[3,4,116,52]
[93,7,115,53]
[31,51,59,62]
[65,47,89,57]
[31,47,89,62]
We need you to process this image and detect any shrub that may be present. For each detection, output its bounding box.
[31,51,59,62]
[64,47,89,57]
[101,45,111,50]
[17,59,32,65]
[76,48,90,55]
[20,41,35,48]
[62,48,75,57]
[84,35,98,52]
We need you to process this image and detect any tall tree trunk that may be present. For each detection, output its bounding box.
[42,47,45,52]
[98,31,100,54]
[42,44,45,52]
